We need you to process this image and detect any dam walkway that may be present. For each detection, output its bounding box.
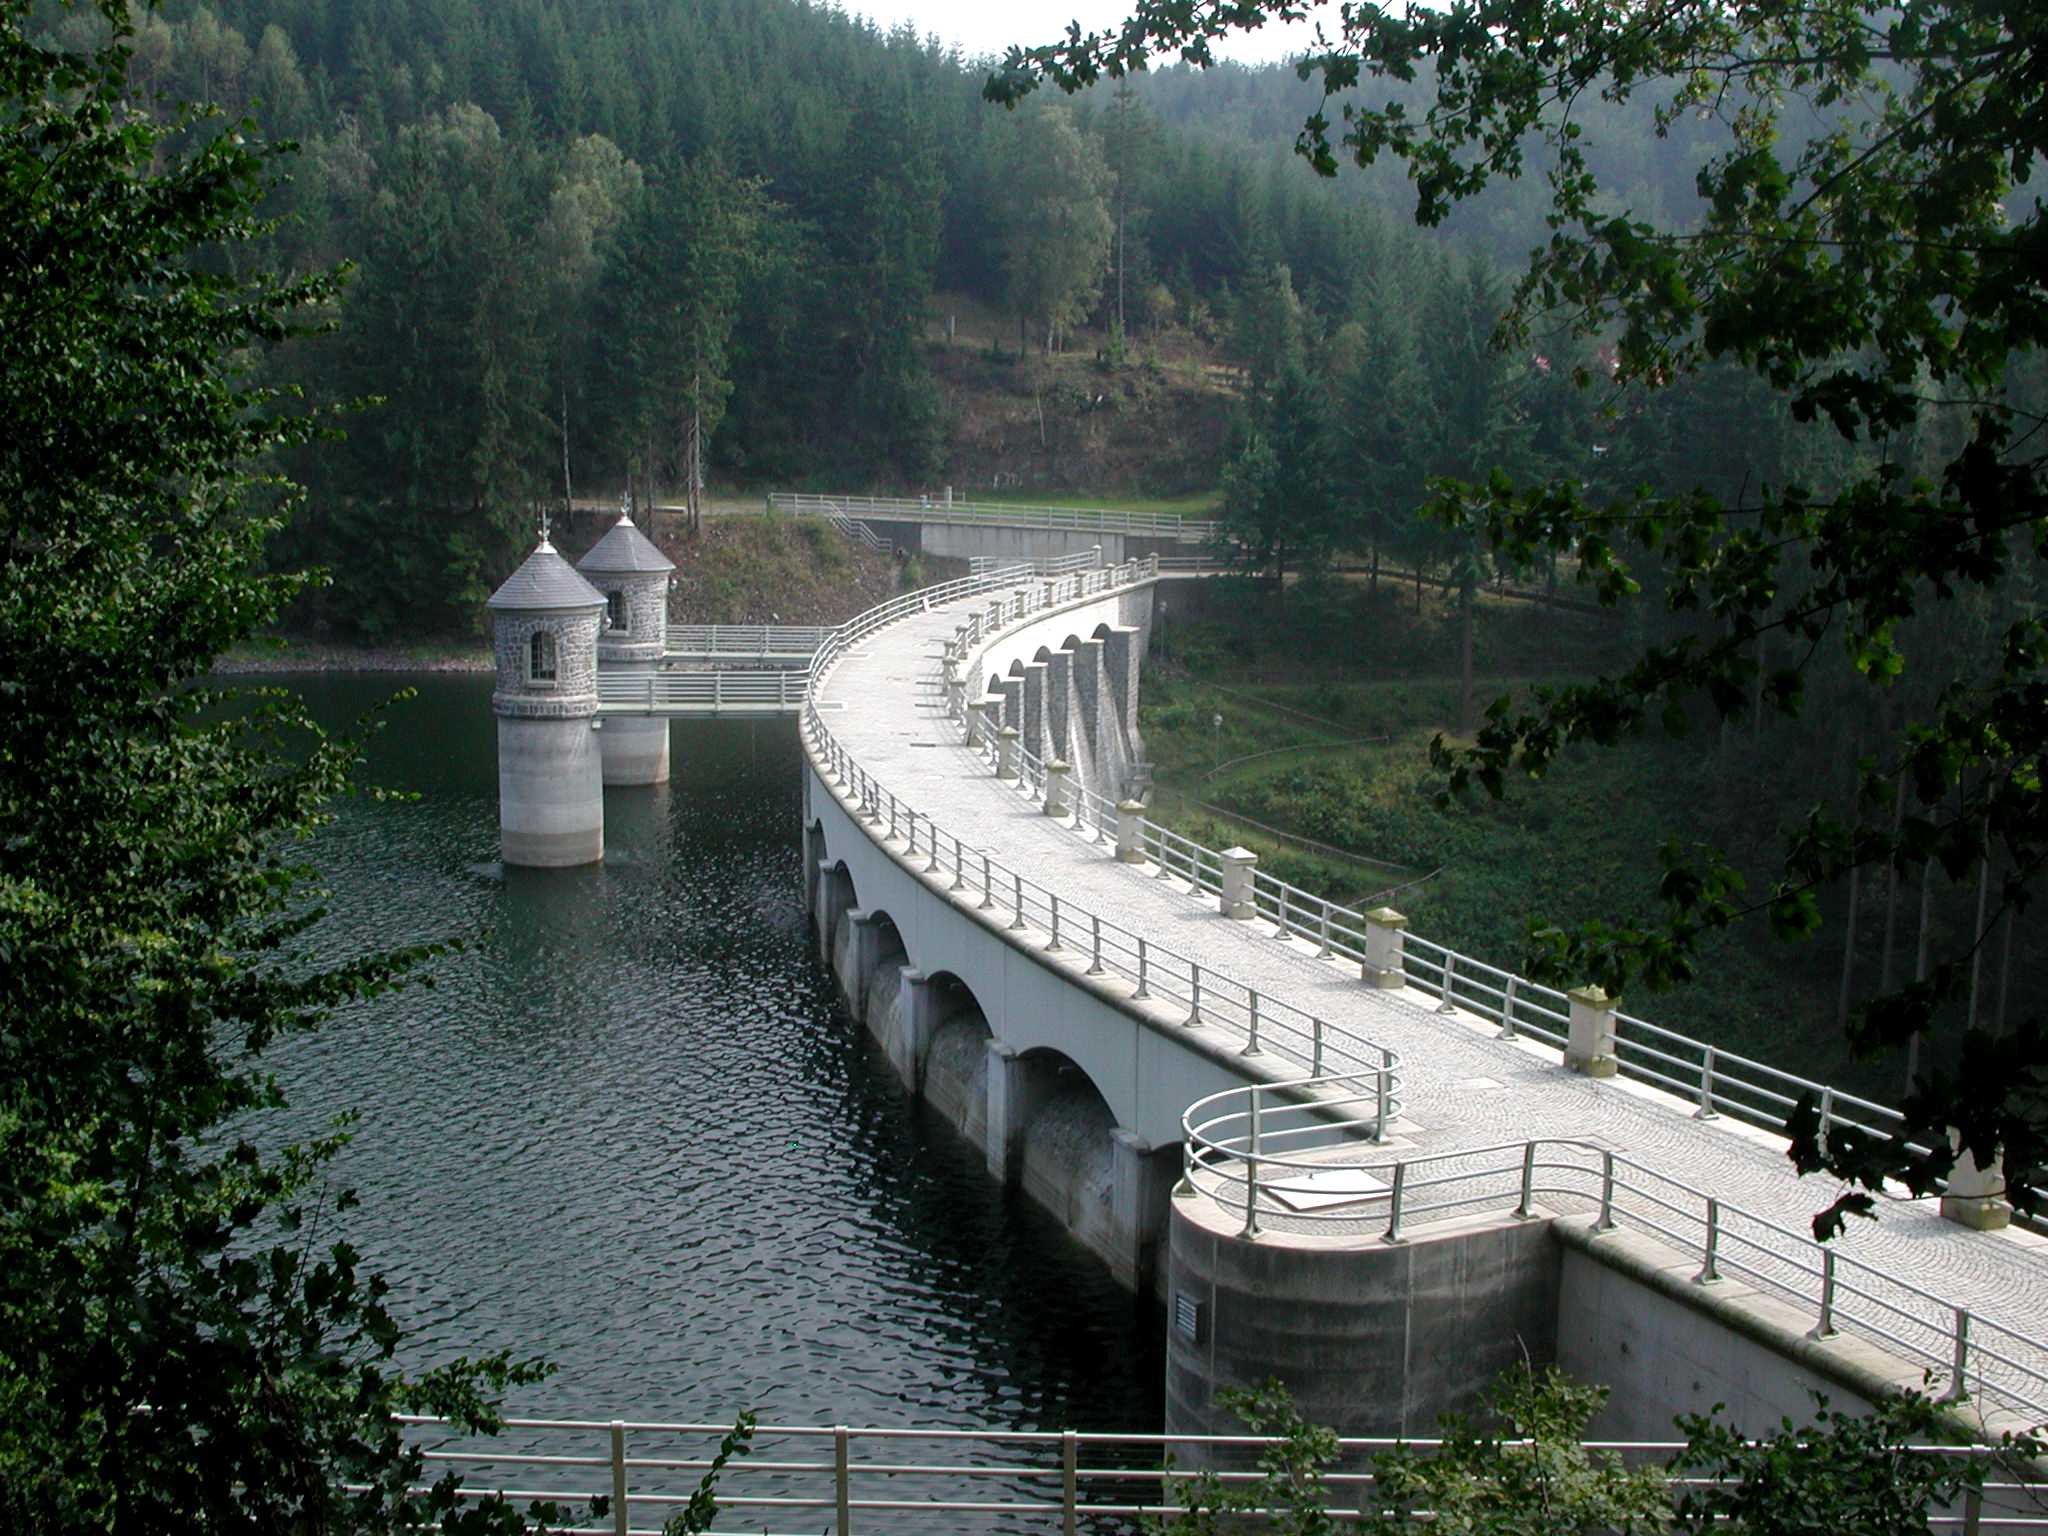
[808,564,2048,1434]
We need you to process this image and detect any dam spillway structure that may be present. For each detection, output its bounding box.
[576,509,676,786]
[490,533,608,868]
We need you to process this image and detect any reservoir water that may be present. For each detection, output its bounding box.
[276,672,1163,1436]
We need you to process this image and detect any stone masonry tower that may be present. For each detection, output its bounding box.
[576,507,676,785]
[489,533,608,867]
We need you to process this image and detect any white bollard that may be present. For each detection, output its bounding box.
[1941,1134,2013,1231]
[1044,759,1071,818]
[1219,846,1258,920]
[1566,985,1620,1077]
[1361,907,1409,988]
[1115,799,1147,864]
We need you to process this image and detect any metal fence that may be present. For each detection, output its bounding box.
[1178,1099,2048,1425]
[395,1413,2046,1535]
[771,490,1220,543]
[804,555,1404,1110]
[665,624,836,659]
[928,557,1968,1187]
[952,611,1940,1176]
[801,554,2048,1435]
[596,668,812,716]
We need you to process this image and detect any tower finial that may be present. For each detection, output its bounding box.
[621,484,636,526]
[538,505,553,545]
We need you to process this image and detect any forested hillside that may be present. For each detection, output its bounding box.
[37,0,1406,636]
[49,0,2043,668]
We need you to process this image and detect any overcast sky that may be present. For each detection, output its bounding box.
[845,0,1323,64]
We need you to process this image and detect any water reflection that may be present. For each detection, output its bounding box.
[267,674,1163,1440]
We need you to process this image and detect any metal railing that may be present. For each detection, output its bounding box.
[933,566,1932,1185]
[1155,553,1230,574]
[959,637,1941,1175]
[803,556,1404,1127]
[1177,1104,2048,1429]
[771,490,1219,543]
[973,547,1105,579]
[395,1413,2044,1535]
[596,668,811,716]
[665,624,836,659]
[806,553,2048,1441]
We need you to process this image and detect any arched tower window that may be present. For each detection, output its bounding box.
[607,589,628,633]
[528,629,557,683]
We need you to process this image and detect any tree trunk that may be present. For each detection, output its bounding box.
[1458,580,1476,735]
[1906,862,1933,1093]
[1114,95,1127,342]
[1967,823,1990,1031]
[1752,629,1766,738]
[1996,899,2014,1033]
[684,371,704,540]
[1834,863,1860,1037]
[1879,768,1905,994]
[560,380,572,511]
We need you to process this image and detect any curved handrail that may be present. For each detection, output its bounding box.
[1175,1096,2048,1427]
[798,554,2048,1432]
[800,556,1405,1129]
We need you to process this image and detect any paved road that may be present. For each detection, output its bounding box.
[815,580,2048,1427]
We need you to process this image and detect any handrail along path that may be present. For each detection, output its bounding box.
[801,557,2048,1435]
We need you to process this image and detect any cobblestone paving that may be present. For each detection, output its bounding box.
[816,585,2048,1424]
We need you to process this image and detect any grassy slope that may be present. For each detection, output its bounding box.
[1139,578,1975,1102]
[649,512,904,627]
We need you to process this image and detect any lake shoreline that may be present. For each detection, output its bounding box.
[215,643,492,675]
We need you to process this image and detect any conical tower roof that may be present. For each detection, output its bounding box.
[577,513,675,575]
[488,537,606,611]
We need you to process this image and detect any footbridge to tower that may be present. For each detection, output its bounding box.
[796,554,2048,1450]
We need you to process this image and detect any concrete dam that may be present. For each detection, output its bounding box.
[486,511,2048,1454]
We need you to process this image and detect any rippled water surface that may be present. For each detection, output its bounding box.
[275,674,1163,1434]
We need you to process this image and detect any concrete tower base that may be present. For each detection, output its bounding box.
[599,715,671,786]
[499,716,605,867]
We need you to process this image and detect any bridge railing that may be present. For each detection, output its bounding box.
[805,554,2048,1442]
[805,555,1405,1121]
[666,624,836,657]
[1178,1106,2048,1429]
[771,489,1220,543]
[389,1412,2041,1534]
[930,560,1976,1214]
[596,668,813,715]
[965,674,1942,1180]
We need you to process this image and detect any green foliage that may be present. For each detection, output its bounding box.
[1148,1379,1343,1536]
[658,1413,757,1536]
[0,8,585,1526]
[994,0,2048,1232]
[594,154,769,531]
[1219,356,1342,586]
[1669,1393,2039,1536]
[1149,1371,2041,1536]
[999,101,1115,351]
[1369,1366,1670,1534]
